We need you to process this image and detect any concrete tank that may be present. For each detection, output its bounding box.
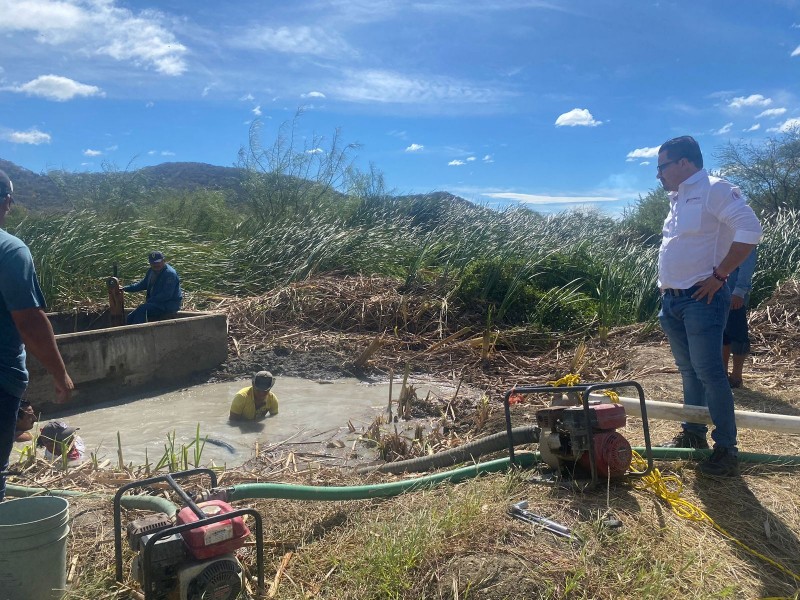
[24,310,228,412]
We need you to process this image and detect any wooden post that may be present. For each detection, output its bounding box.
[107,277,125,326]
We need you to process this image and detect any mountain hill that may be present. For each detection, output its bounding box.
[0,159,476,216]
[0,159,249,212]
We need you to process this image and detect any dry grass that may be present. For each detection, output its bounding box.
[7,275,800,599]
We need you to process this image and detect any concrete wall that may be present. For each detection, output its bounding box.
[25,311,228,412]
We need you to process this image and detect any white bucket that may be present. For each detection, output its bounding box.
[0,496,70,600]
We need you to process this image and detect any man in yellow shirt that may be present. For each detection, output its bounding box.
[229,371,279,421]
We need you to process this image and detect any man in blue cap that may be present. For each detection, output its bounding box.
[121,251,183,324]
[0,169,73,500]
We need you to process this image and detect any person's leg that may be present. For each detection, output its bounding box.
[680,288,739,476]
[140,303,168,322]
[722,327,731,372]
[731,354,746,382]
[0,391,22,501]
[126,304,147,325]
[726,306,750,384]
[659,292,709,440]
[682,287,737,449]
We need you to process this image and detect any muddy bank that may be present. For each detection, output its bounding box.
[215,346,373,382]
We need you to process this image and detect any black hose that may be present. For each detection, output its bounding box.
[356,426,540,475]
[205,438,237,454]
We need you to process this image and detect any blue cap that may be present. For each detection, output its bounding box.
[148,251,165,264]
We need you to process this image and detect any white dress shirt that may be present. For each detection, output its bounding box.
[658,169,762,289]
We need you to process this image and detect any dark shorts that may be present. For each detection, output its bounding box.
[723,306,750,355]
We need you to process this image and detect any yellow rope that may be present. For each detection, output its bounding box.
[547,373,581,387]
[630,451,800,585]
[602,389,620,404]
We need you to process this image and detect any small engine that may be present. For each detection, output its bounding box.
[127,501,249,600]
[536,402,632,478]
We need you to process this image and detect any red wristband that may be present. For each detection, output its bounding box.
[712,267,728,283]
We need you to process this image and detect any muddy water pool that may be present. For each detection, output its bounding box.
[28,377,454,468]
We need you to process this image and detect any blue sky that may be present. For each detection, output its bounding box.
[1,0,800,215]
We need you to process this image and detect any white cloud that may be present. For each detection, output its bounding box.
[331,69,502,104]
[161,150,175,156]
[237,25,352,57]
[448,159,465,166]
[770,117,800,133]
[4,128,51,144]
[714,122,733,135]
[252,105,262,116]
[201,86,213,97]
[405,143,424,152]
[484,192,618,205]
[1,0,188,75]
[756,107,787,118]
[11,75,103,101]
[482,154,494,163]
[728,94,772,109]
[466,156,476,162]
[554,108,602,127]
[306,148,324,154]
[240,93,255,101]
[639,161,650,166]
[145,101,154,108]
[626,146,659,161]
[301,91,326,99]
[83,149,101,156]
[792,45,800,57]
[744,123,760,132]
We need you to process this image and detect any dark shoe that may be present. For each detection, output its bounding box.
[697,447,739,477]
[728,375,743,388]
[658,430,709,450]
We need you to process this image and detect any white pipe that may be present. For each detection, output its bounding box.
[588,394,800,435]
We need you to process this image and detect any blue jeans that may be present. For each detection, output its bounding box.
[126,303,172,325]
[659,284,737,449]
[0,389,22,501]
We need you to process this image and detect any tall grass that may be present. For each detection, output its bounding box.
[10,173,800,335]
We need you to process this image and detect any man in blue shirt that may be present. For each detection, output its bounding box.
[0,170,74,500]
[122,251,183,324]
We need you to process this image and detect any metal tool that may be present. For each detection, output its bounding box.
[509,501,580,542]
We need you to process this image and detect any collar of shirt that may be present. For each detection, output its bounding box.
[669,168,707,201]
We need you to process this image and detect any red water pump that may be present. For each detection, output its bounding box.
[114,469,264,600]
[536,402,632,478]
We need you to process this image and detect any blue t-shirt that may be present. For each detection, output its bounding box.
[0,229,47,398]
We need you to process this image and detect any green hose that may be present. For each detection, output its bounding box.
[640,446,800,465]
[224,447,800,503]
[7,446,798,509]
[225,452,540,502]
[5,484,179,516]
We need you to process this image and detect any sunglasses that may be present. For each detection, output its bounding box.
[656,159,680,173]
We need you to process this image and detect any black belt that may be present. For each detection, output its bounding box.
[661,284,701,297]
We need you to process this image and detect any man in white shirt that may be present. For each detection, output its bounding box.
[656,136,762,477]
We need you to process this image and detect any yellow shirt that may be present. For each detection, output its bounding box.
[229,386,279,420]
